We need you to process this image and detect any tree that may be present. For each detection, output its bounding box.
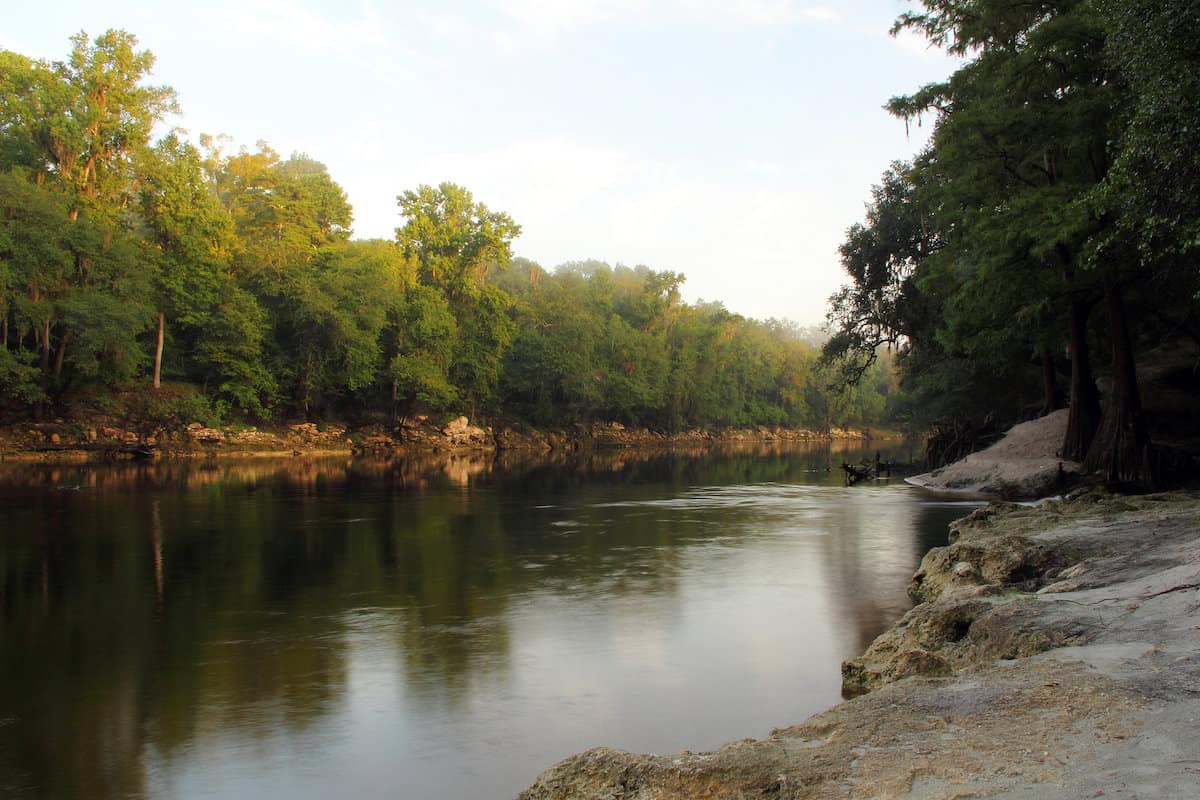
[140,134,232,389]
[823,162,935,385]
[1099,0,1200,275]
[0,31,176,405]
[396,183,520,298]
[192,283,274,417]
[886,0,1136,468]
[394,183,521,415]
[389,284,458,413]
[282,242,394,416]
[209,145,358,415]
[216,146,353,289]
[3,31,176,214]
[0,172,73,396]
[501,274,605,423]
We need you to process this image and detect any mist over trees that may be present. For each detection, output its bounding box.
[0,31,894,433]
[823,0,1200,480]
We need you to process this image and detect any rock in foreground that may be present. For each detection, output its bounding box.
[518,492,1200,799]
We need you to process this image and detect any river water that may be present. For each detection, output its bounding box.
[0,443,978,799]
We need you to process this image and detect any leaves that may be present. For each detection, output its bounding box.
[0,29,901,432]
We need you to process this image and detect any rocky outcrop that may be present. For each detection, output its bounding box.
[905,503,1070,604]
[842,490,1184,696]
[518,491,1200,799]
[379,415,495,451]
[2,416,876,462]
[185,422,225,443]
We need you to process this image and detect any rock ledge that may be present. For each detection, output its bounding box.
[517,491,1200,799]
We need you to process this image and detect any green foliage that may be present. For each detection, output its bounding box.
[140,134,230,320]
[826,0,1200,477]
[498,265,868,432]
[396,183,520,299]
[193,285,274,417]
[1096,0,1200,302]
[117,385,223,434]
[0,30,176,210]
[0,30,904,434]
[389,284,459,412]
[823,162,935,385]
[0,346,44,405]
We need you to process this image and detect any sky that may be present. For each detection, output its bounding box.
[1,0,957,326]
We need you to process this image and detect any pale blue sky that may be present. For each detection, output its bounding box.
[1,0,955,325]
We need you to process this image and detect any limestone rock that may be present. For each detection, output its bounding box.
[441,416,491,448]
[187,426,224,443]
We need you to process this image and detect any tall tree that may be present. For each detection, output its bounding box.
[395,183,520,415]
[140,134,232,389]
[210,145,356,415]
[888,0,1123,465]
[6,31,176,214]
[396,183,520,299]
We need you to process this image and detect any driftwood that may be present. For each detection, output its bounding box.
[841,453,894,485]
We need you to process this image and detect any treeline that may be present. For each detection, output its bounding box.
[0,31,892,432]
[824,0,1200,479]
[496,261,896,430]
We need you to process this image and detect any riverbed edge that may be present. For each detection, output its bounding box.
[514,489,1200,799]
[0,417,882,462]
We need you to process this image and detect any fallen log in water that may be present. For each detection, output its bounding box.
[841,454,895,485]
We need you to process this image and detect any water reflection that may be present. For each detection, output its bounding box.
[0,442,969,800]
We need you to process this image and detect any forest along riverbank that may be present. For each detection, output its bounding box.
[0,416,877,461]
[516,491,1200,800]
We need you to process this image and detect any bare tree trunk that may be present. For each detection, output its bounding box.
[53,332,70,378]
[1061,298,1100,461]
[39,318,51,377]
[1041,347,1061,415]
[35,318,51,422]
[1083,282,1151,483]
[153,311,165,390]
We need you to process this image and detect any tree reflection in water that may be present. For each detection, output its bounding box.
[0,441,967,800]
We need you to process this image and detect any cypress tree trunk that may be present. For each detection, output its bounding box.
[1041,347,1061,415]
[1083,282,1150,483]
[1061,298,1101,460]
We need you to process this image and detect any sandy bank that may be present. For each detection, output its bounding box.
[517,491,1200,799]
[905,410,1080,499]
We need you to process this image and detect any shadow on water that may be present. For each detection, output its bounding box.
[0,441,975,800]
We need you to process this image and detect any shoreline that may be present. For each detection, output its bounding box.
[516,490,1200,799]
[0,417,885,464]
[903,409,1082,500]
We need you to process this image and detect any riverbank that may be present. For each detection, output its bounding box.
[0,416,876,462]
[517,490,1200,799]
[904,409,1079,499]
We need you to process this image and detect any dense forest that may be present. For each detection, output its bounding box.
[0,31,895,434]
[823,0,1200,480]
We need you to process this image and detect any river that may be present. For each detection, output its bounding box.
[0,443,978,799]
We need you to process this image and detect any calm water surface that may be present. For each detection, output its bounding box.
[0,444,979,799]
